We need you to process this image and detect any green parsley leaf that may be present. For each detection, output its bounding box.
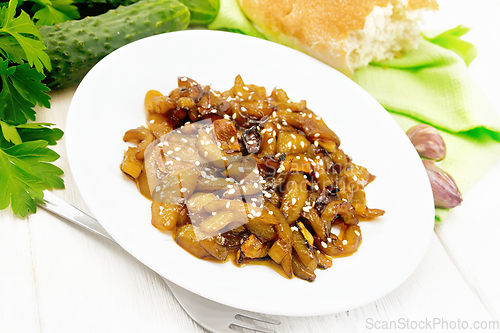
[31,0,80,27]
[17,122,63,145]
[0,35,26,64]
[0,139,64,216]
[0,0,52,72]
[0,120,22,144]
[0,121,63,146]
[0,59,51,124]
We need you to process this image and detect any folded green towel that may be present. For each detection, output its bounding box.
[353,36,500,221]
[208,1,500,221]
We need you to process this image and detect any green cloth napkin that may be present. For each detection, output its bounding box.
[208,0,500,221]
[353,38,500,221]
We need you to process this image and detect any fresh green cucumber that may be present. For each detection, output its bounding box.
[73,0,219,25]
[40,0,190,89]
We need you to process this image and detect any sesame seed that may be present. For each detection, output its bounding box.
[230,137,235,143]
[238,167,244,172]
[180,188,187,192]
[212,212,217,216]
[296,155,301,160]
[291,134,296,139]
[321,241,327,248]
[342,240,348,245]
[315,172,320,178]
[291,198,297,205]
[232,113,237,120]
[287,141,292,148]
[241,106,247,112]
[204,151,208,157]
[267,138,273,144]
[314,133,320,138]
[314,184,319,191]
[314,141,319,147]
[180,77,187,81]
[181,138,188,143]
[308,113,313,118]
[269,211,274,215]
[174,147,181,152]
[226,201,231,208]
[228,189,236,195]
[354,230,361,236]
[291,226,299,231]
[167,150,173,155]
[195,161,200,166]
[276,124,282,130]
[300,142,305,148]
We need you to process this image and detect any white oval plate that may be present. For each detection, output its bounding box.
[66,30,435,316]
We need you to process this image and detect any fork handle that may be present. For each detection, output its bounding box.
[40,190,116,243]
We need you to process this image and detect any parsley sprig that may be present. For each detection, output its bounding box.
[0,0,65,216]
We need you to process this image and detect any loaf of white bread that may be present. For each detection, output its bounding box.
[237,0,439,77]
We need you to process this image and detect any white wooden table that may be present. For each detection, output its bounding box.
[2,1,500,332]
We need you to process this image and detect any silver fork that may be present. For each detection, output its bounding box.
[39,190,280,333]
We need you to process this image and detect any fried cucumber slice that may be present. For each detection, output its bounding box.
[280,172,308,224]
[240,234,269,259]
[151,201,182,232]
[175,224,212,259]
[292,228,318,271]
[292,251,316,282]
[199,237,229,262]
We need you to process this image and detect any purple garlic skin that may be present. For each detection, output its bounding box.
[407,124,446,161]
[422,159,463,209]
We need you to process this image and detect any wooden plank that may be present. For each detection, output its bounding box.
[0,209,40,333]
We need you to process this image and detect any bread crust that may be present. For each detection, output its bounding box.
[238,0,438,76]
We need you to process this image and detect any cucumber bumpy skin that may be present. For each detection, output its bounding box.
[40,0,190,89]
[73,0,219,25]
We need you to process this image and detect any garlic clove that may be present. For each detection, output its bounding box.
[407,124,446,161]
[422,159,463,209]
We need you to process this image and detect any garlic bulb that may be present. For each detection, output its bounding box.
[422,159,462,209]
[407,124,446,161]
